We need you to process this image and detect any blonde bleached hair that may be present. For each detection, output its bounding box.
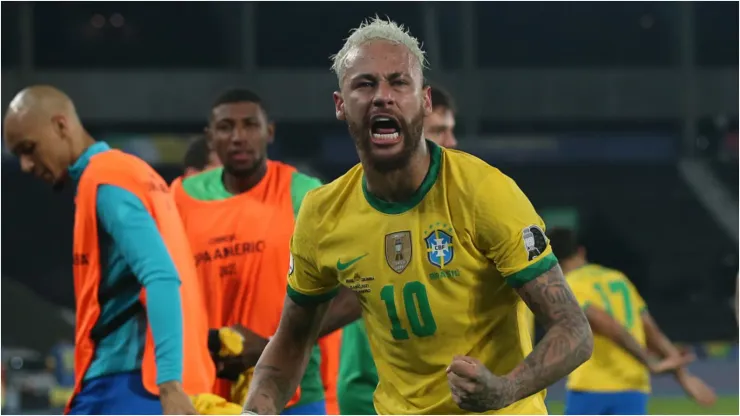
[330,16,428,85]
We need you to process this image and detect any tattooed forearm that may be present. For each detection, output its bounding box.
[243,364,293,414]
[508,264,593,402]
[243,297,330,414]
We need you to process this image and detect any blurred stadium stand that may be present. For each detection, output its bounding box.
[1,1,738,413]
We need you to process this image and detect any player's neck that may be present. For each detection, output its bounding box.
[364,142,431,203]
[222,162,268,195]
[69,133,97,166]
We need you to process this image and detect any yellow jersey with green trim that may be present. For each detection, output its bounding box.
[566,264,650,393]
[287,141,555,415]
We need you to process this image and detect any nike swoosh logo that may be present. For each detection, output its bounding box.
[337,254,368,271]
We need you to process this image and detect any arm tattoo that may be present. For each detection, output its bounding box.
[508,264,593,402]
[243,298,329,414]
[244,364,294,414]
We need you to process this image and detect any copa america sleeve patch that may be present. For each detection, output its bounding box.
[289,253,294,275]
[522,225,548,261]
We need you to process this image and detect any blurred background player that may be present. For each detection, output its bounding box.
[424,86,458,148]
[548,228,718,415]
[169,136,221,188]
[170,88,348,415]
[244,17,593,415]
[3,85,215,414]
[183,135,221,178]
[170,100,343,415]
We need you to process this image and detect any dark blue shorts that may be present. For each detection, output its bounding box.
[68,371,162,415]
[565,390,649,415]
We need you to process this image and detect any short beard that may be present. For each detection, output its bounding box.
[348,109,425,173]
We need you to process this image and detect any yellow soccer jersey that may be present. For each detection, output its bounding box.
[287,141,556,415]
[566,264,650,393]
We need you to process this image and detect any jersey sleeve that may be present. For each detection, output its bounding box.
[286,191,340,306]
[473,171,557,288]
[96,185,184,384]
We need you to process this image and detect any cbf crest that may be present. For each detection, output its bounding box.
[385,231,412,274]
[424,223,455,269]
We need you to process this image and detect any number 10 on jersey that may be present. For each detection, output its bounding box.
[380,281,438,340]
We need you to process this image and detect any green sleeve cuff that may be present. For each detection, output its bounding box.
[287,285,339,306]
[505,253,559,288]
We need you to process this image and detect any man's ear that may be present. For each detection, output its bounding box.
[266,122,275,144]
[51,115,69,141]
[333,91,346,121]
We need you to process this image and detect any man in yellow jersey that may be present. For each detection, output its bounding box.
[337,84,463,415]
[548,228,718,414]
[243,16,593,415]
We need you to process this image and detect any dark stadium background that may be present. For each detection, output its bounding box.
[1,1,738,414]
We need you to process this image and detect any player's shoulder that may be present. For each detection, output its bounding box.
[292,164,363,236]
[85,149,162,187]
[89,148,148,172]
[170,175,183,190]
[290,170,323,191]
[180,167,226,201]
[287,169,323,216]
[570,263,627,283]
[266,159,323,193]
[592,263,629,281]
[605,267,636,289]
[441,147,517,193]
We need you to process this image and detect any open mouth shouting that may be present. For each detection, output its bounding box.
[370,115,403,147]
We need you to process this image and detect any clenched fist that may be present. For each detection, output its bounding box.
[447,355,516,412]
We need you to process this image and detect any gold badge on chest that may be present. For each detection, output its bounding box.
[385,231,412,274]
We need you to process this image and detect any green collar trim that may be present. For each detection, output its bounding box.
[362,140,442,215]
